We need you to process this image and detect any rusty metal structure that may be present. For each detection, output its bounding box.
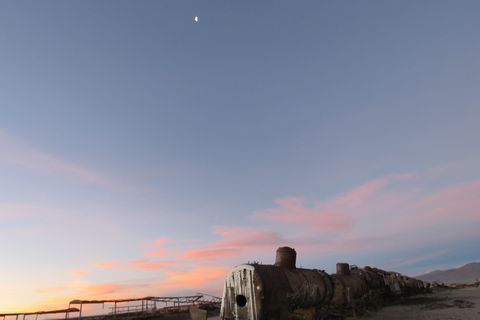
[0,309,80,320]
[0,295,221,320]
[220,246,430,320]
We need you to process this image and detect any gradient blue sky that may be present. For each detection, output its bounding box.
[1,0,479,313]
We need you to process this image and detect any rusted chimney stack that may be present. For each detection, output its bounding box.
[336,263,350,275]
[274,246,297,269]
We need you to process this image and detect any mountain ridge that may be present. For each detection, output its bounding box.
[416,262,480,284]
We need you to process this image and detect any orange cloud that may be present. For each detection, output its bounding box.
[70,269,87,276]
[162,265,231,290]
[95,261,123,269]
[11,281,149,314]
[127,259,175,270]
[72,282,140,297]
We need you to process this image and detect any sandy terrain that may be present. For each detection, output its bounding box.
[363,286,480,320]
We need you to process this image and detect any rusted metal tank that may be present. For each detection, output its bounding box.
[361,266,386,289]
[330,263,368,315]
[368,267,402,295]
[220,248,333,320]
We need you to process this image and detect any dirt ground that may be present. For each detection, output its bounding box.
[164,287,480,320]
[363,286,480,320]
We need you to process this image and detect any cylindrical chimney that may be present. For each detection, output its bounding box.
[336,263,350,275]
[274,246,297,269]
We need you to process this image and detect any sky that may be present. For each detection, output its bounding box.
[1,0,480,314]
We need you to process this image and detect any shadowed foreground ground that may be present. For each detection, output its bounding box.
[162,287,479,320]
[364,286,480,320]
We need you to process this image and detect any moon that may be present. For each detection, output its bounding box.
[194,16,198,22]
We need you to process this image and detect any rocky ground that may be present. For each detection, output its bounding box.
[363,286,480,320]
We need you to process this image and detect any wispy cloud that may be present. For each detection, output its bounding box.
[70,270,88,276]
[141,239,177,258]
[330,179,388,211]
[0,129,108,185]
[0,203,53,219]
[145,248,175,258]
[394,249,453,268]
[390,179,480,230]
[141,238,173,248]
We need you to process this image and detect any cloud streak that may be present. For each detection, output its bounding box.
[0,129,108,185]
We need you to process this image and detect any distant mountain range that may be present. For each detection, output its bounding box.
[416,262,480,284]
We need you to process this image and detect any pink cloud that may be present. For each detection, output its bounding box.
[425,164,458,176]
[391,179,480,228]
[246,168,480,259]
[163,227,290,267]
[253,197,350,230]
[421,180,480,207]
[331,179,387,210]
